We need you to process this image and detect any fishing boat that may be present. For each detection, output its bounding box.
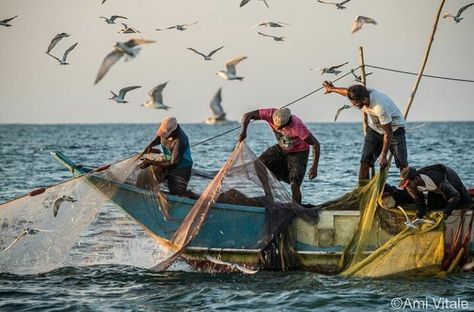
[52,151,474,274]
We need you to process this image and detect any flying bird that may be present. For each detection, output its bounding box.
[46,32,70,54]
[94,38,155,84]
[257,31,284,41]
[118,22,140,33]
[143,82,170,110]
[311,61,348,75]
[2,228,54,252]
[252,21,289,28]
[0,15,18,27]
[101,0,107,4]
[334,105,351,121]
[443,3,474,23]
[53,195,77,217]
[317,0,351,9]
[351,69,373,83]
[240,0,270,9]
[210,88,225,119]
[155,22,198,31]
[187,45,224,61]
[216,56,247,81]
[46,42,78,65]
[351,16,377,33]
[100,15,127,24]
[109,86,141,103]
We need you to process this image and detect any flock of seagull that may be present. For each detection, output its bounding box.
[1,1,473,113]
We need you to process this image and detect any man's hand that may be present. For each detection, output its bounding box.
[379,154,388,169]
[308,165,318,180]
[238,132,247,142]
[322,81,334,94]
[139,158,153,169]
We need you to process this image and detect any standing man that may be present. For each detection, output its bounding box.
[322,81,408,182]
[239,107,320,204]
[139,117,193,196]
[400,165,473,219]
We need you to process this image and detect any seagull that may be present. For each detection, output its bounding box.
[156,22,198,31]
[257,31,284,41]
[397,206,435,229]
[95,38,155,84]
[334,105,351,121]
[143,82,170,110]
[252,21,289,28]
[443,3,474,23]
[317,0,351,9]
[101,0,107,4]
[210,87,225,119]
[187,45,224,61]
[216,56,247,81]
[2,228,54,252]
[351,69,373,83]
[100,15,127,24]
[351,16,377,33]
[46,32,70,54]
[205,255,258,274]
[109,86,141,103]
[118,22,140,33]
[46,42,78,65]
[0,15,18,27]
[311,61,348,75]
[240,0,270,9]
[53,195,77,217]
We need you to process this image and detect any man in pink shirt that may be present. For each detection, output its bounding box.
[239,107,320,203]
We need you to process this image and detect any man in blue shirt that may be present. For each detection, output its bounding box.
[140,117,193,196]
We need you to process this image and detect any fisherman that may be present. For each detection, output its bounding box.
[400,165,473,219]
[139,117,194,196]
[239,107,320,204]
[322,81,408,182]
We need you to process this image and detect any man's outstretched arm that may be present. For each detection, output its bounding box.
[239,110,260,142]
[322,81,349,97]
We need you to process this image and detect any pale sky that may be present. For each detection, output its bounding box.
[1,0,473,123]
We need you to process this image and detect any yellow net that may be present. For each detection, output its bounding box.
[337,170,446,278]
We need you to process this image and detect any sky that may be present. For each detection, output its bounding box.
[0,0,473,124]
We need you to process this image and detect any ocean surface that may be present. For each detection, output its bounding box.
[1,122,474,311]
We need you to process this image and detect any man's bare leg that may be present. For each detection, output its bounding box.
[291,183,302,204]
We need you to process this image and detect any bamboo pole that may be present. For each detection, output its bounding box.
[403,0,446,120]
[358,46,367,86]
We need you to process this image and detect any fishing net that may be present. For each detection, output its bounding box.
[325,170,447,278]
[152,141,320,271]
[0,154,170,274]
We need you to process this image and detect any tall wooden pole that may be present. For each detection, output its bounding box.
[403,0,446,119]
[358,46,367,86]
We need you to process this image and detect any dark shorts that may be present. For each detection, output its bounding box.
[258,145,309,186]
[165,167,192,195]
[361,127,408,168]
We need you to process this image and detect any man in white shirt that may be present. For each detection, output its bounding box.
[322,81,408,182]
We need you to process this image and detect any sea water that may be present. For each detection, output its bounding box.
[1,122,473,311]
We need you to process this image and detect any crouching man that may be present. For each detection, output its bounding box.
[400,164,473,219]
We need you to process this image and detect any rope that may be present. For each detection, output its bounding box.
[191,68,358,148]
[365,64,474,83]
